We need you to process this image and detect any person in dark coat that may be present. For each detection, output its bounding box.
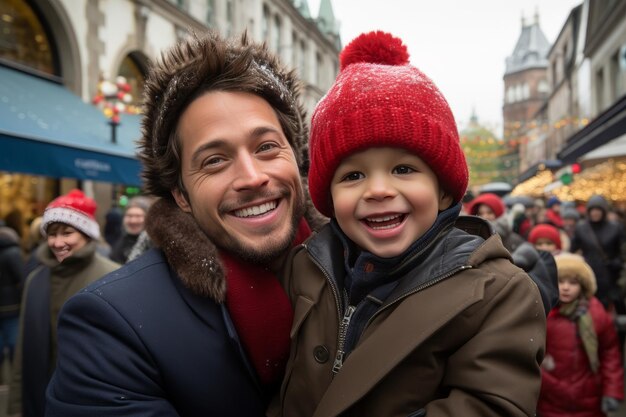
[0,222,24,375]
[45,30,325,417]
[538,253,623,417]
[8,189,119,417]
[570,195,626,314]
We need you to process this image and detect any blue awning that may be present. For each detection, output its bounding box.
[0,65,143,185]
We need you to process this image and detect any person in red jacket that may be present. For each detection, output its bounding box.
[538,253,624,417]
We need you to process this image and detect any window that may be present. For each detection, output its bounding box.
[271,15,281,53]
[118,54,146,108]
[262,5,269,43]
[226,0,233,36]
[206,0,214,26]
[595,67,605,111]
[316,52,323,86]
[537,79,550,94]
[0,0,56,75]
[299,40,307,80]
[522,83,530,99]
[610,51,620,101]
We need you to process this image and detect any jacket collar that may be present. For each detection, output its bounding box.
[146,196,327,302]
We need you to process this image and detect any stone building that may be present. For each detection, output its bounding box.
[0,0,340,236]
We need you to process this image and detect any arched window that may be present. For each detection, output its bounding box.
[118,53,147,108]
[0,0,57,75]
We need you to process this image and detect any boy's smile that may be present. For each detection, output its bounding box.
[331,147,452,258]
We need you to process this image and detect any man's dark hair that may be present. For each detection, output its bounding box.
[138,30,309,199]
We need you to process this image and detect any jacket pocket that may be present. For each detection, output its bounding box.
[290,295,314,338]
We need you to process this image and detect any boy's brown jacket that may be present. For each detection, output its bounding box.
[273,216,546,417]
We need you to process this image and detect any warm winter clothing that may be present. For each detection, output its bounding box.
[273,215,546,417]
[0,226,24,319]
[529,223,563,251]
[467,193,506,218]
[45,198,318,417]
[109,231,140,264]
[570,195,626,307]
[538,297,623,417]
[0,225,24,368]
[307,31,468,217]
[8,241,119,417]
[40,189,100,240]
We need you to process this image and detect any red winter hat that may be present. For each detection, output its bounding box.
[467,193,505,218]
[41,189,100,239]
[308,31,468,217]
[528,224,562,250]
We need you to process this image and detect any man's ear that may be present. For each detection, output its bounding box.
[172,188,192,213]
[438,190,454,211]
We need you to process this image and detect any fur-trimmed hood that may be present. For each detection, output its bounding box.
[146,185,327,303]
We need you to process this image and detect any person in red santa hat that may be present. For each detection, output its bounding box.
[8,189,119,417]
[271,30,546,417]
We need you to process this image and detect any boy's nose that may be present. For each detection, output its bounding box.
[364,176,396,200]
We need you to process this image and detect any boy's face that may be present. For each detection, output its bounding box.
[534,238,558,254]
[330,147,453,258]
[558,275,582,304]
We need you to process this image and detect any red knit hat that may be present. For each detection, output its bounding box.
[308,31,468,217]
[467,193,505,218]
[41,189,100,239]
[528,223,562,250]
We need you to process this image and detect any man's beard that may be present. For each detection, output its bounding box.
[215,188,306,265]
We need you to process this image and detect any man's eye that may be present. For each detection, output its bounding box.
[202,156,224,167]
[342,172,364,182]
[393,165,415,175]
[258,142,278,153]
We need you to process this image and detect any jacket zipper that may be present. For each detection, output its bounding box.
[332,304,356,373]
[364,265,473,329]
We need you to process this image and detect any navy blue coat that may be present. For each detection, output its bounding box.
[45,249,267,416]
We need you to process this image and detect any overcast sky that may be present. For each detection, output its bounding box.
[308,0,583,134]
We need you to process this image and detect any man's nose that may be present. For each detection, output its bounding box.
[232,153,270,190]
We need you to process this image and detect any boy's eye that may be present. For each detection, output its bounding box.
[341,172,364,182]
[393,165,415,175]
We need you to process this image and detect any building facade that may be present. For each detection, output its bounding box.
[0,0,340,239]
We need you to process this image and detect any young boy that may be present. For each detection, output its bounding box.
[538,253,623,417]
[274,31,546,417]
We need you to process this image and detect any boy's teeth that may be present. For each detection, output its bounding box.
[367,214,401,222]
[234,201,277,218]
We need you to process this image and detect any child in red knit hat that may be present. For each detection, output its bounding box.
[528,223,563,255]
[274,31,546,417]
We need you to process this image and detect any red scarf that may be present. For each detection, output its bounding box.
[221,219,311,386]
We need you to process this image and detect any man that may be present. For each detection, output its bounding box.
[45,31,323,416]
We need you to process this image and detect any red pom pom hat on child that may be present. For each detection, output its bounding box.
[308,31,469,217]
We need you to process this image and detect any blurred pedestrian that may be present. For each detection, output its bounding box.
[109,196,152,264]
[7,189,119,417]
[467,192,525,252]
[561,205,581,240]
[538,253,624,417]
[102,206,123,248]
[545,196,564,229]
[570,195,626,318]
[528,223,562,256]
[0,221,24,386]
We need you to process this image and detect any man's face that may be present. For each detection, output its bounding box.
[172,91,305,265]
[589,207,604,223]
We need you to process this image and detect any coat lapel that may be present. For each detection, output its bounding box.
[313,273,486,417]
